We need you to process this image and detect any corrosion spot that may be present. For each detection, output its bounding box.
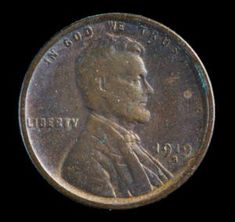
[183,89,192,99]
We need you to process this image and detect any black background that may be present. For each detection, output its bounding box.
[3,0,231,220]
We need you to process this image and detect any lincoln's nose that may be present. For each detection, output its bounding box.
[144,79,154,94]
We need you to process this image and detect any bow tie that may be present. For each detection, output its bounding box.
[124,130,141,144]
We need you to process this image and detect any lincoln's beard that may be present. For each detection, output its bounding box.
[130,106,151,123]
[110,103,151,124]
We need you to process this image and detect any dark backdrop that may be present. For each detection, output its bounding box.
[3,0,231,220]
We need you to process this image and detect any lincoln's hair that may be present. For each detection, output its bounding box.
[75,33,145,110]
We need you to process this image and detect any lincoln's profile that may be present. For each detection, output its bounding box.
[61,33,173,197]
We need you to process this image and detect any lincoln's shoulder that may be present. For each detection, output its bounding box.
[63,115,123,157]
[62,114,129,173]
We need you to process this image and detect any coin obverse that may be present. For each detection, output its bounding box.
[19,13,215,209]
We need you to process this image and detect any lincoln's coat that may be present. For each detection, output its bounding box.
[61,113,173,197]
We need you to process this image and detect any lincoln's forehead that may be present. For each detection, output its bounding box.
[133,56,147,74]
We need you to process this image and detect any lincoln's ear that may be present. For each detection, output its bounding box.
[98,76,107,91]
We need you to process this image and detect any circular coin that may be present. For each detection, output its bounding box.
[19,13,215,209]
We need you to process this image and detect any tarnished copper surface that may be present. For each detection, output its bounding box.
[19,13,215,209]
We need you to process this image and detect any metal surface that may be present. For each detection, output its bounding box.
[19,13,215,209]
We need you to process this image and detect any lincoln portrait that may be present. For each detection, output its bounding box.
[61,33,173,197]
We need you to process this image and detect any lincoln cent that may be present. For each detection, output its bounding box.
[19,13,215,209]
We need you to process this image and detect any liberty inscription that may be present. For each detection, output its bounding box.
[27,117,79,129]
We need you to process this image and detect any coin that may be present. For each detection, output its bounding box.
[19,13,215,209]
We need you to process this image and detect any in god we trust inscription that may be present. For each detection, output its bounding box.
[19,13,215,209]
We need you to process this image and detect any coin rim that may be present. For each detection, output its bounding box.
[19,12,215,209]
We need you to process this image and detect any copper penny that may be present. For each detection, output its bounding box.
[19,13,215,209]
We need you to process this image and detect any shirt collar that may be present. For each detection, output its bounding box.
[91,112,141,144]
